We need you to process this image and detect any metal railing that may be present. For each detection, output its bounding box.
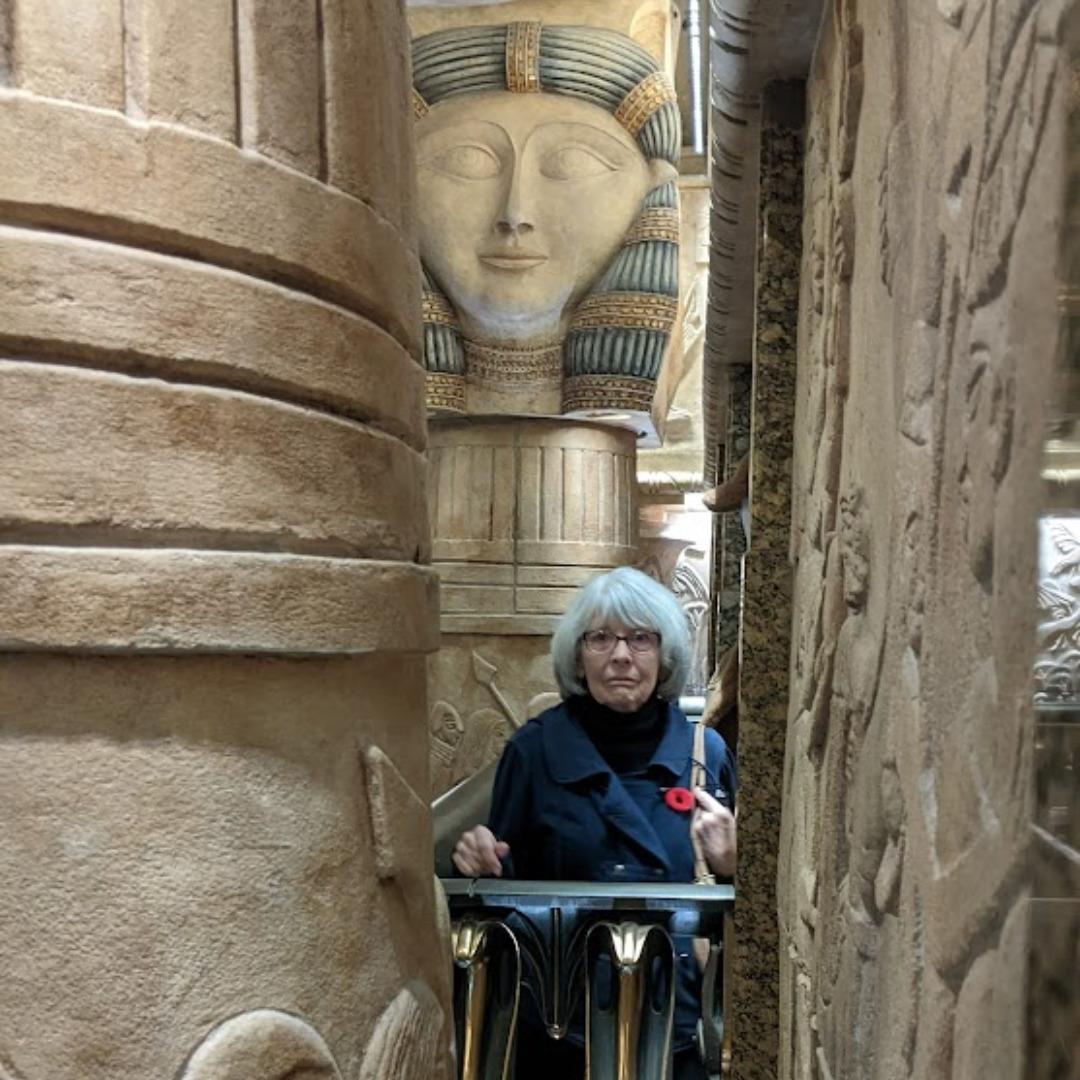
[441,879,734,1080]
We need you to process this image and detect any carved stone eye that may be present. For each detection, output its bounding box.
[426,142,502,179]
[540,144,616,180]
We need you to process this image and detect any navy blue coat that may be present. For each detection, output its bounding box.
[486,699,736,1048]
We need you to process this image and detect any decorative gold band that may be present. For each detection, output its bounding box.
[624,207,680,245]
[422,290,458,327]
[412,88,430,120]
[615,71,677,137]
[571,292,678,332]
[426,372,466,413]
[505,22,542,93]
[562,375,656,413]
[464,340,562,385]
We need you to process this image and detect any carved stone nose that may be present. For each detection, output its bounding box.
[495,215,534,235]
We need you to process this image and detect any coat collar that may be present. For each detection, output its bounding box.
[542,699,692,784]
[541,700,692,875]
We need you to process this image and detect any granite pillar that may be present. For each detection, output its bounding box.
[730,80,804,1080]
[714,365,753,658]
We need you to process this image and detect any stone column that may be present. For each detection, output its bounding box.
[778,2,1065,1077]
[427,417,638,793]
[0,3,448,1077]
[732,80,804,1080]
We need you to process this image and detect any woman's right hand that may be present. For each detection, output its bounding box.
[452,825,510,877]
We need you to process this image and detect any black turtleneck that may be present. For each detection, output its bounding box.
[567,693,667,775]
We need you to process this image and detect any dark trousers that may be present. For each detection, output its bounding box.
[512,1024,708,1080]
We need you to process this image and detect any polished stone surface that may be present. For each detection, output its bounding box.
[730,80,805,1080]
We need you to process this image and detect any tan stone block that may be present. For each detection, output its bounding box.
[0,92,421,356]
[124,0,236,138]
[0,652,444,1078]
[432,538,514,563]
[0,548,440,655]
[434,562,515,586]
[0,227,426,448]
[440,585,515,615]
[442,613,558,636]
[323,0,416,230]
[516,540,635,567]
[950,897,1028,1079]
[516,586,581,614]
[0,361,428,561]
[515,565,599,587]
[11,0,124,109]
[236,0,322,175]
[427,633,557,797]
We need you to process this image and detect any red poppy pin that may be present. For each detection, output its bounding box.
[664,787,694,813]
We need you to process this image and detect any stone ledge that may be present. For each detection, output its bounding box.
[0,548,440,655]
[0,226,426,450]
[0,90,421,358]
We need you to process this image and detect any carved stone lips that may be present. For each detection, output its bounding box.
[478,250,549,270]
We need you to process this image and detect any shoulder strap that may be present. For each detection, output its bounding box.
[691,719,706,790]
[690,722,715,884]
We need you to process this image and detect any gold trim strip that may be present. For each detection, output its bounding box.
[422,291,458,327]
[624,208,680,245]
[464,340,562,385]
[412,88,430,120]
[426,372,466,413]
[571,292,678,332]
[615,71,677,137]
[505,22,542,94]
[562,375,655,413]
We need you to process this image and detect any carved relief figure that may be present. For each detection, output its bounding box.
[412,23,680,416]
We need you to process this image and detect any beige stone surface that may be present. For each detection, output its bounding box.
[0,92,421,356]
[1,361,429,560]
[641,176,711,482]
[429,417,638,634]
[777,3,1068,1079]
[236,0,322,175]
[8,0,125,109]
[0,549,439,655]
[123,0,236,138]
[0,655,441,1079]
[0,2,447,1077]
[0,225,426,445]
[428,635,559,797]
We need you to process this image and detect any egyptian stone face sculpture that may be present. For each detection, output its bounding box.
[412,23,681,417]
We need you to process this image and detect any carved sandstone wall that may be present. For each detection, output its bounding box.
[0,3,448,1077]
[427,417,636,793]
[779,3,1067,1079]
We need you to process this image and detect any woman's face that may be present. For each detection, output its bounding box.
[579,619,661,713]
[416,91,662,342]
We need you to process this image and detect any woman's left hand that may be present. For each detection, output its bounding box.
[692,789,737,877]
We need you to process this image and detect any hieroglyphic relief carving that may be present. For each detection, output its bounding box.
[179,1010,343,1080]
[431,703,512,796]
[672,556,711,695]
[428,642,562,798]
[779,2,1067,1078]
[358,981,445,1080]
[178,988,446,1080]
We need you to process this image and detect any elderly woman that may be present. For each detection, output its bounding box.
[453,566,736,1080]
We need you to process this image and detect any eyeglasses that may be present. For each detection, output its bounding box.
[581,629,661,654]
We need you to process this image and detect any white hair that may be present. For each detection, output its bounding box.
[550,566,692,700]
